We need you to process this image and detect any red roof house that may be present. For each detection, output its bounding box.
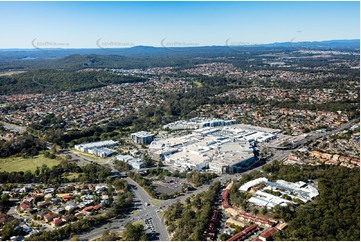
[51,218,63,227]
[259,227,278,241]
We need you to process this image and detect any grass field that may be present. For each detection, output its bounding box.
[151,200,161,206]
[131,210,140,215]
[193,80,203,88]
[0,71,27,77]
[0,155,60,173]
[132,221,143,226]
[157,210,164,217]
[65,172,81,180]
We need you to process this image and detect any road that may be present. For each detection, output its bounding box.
[252,119,359,172]
[78,175,212,241]
[78,118,359,240]
[66,149,209,238]
[64,150,166,240]
[7,206,53,232]
[63,150,121,177]
[125,177,170,241]
[61,150,94,167]
[291,118,360,148]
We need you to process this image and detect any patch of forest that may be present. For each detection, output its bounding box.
[0,69,146,95]
[228,162,360,241]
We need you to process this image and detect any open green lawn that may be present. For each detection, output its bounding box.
[0,155,60,173]
[65,172,81,180]
[157,210,164,217]
[132,221,143,226]
[131,210,140,215]
[193,80,203,88]
[151,199,161,206]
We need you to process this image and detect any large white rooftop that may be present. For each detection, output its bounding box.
[162,118,236,130]
[74,140,118,150]
[131,131,153,137]
[276,180,319,199]
[150,123,280,173]
[240,177,319,208]
[239,177,268,192]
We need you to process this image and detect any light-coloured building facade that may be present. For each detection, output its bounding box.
[74,140,118,152]
[148,124,279,173]
[74,140,118,157]
[131,131,154,144]
[239,177,319,208]
[116,154,144,170]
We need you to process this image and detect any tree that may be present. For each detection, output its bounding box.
[0,220,20,240]
[1,193,10,204]
[122,222,146,241]
[99,230,118,241]
[220,233,232,241]
[260,206,268,215]
[164,181,221,240]
[35,166,40,176]
[272,166,359,241]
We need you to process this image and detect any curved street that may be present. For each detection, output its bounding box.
[78,118,359,240]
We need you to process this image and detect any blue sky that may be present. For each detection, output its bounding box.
[0,1,359,48]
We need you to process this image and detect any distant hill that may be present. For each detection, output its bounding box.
[0,39,358,71]
[259,39,360,48]
[0,39,358,60]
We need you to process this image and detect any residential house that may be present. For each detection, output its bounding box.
[19,201,32,212]
[51,218,63,227]
[259,227,278,241]
[43,212,58,223]
[0,213,14,224]
[37,201,50,208]
[62,214,74,223]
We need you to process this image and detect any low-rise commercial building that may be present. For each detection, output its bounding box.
[239,177,319,208]
[116,154,144,170]
[90,147,117,157]
[239,178,269,192]
[162,118,236,130]
[74,140,118,153]
[249,190,293,208]
[227,224,260,241]
[259,227,278,241]
[226,218,246,227]
[149,124,274,173]
[131,131,154,144]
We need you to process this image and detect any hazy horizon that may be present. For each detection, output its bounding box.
[0,38,359,51]
[0,1,359,49]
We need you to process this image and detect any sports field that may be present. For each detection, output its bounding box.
[0,155,60,172]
